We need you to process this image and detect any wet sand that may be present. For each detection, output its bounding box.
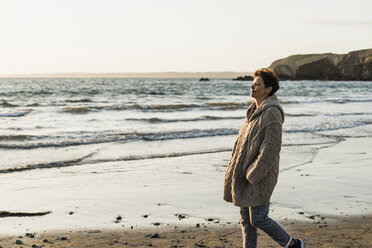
[0,216,371,247]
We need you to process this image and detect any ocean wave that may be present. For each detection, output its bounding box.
[132,103,200,111]
[141,128,238,141]
[286,113,316,117]
[33,90,53,95]
[282,98,372,105]
[325,98,372,104]
[0,149,231,173]
[62,106,92,113]
[59,98,372,114]
[1,100,18,107]
[53,98,372,115]
[27,103,40,107]
[0,128,239,149]
[126,115,243,123]
[0,152,96,173]
[60,101,251,114]
[206,101,250,109]
[284,120,372,133]
[325,112,372,117]
[131,101,251,111]
[66,98,93,103]
[0,135,32,141]
[279,99,298,104]
[0,110,32,117]
[286,112,372,118]
[86,149,232,164]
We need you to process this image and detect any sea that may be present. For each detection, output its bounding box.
[1,78,372,174]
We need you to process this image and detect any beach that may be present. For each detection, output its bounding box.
[1,78,372,247]
[0,136,371,247]
[0,216,371,247]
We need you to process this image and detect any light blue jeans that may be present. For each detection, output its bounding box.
[240,203,292,248]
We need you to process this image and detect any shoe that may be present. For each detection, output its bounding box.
[289,238,304,248]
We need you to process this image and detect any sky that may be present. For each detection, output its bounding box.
[0,0,371,74]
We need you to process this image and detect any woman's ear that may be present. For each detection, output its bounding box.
[265,86,272,95]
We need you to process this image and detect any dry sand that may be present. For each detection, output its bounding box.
[1,216,371,248]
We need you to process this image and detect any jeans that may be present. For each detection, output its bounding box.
[240,203,292,248]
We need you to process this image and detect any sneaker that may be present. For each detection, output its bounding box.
[289,238,304,248]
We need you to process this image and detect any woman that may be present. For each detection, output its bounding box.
[223,68,304,248]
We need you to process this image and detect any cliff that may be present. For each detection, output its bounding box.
[269,49,372,80]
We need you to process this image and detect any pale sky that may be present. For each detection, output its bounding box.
[0,0,371,74]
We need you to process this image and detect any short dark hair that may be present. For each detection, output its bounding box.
[253,68,280,96]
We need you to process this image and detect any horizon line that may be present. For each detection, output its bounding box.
[0,71,253,79]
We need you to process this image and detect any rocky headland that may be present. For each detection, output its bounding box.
[269,48,372,80]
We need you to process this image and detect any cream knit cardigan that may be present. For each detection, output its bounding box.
[223,94,285,207]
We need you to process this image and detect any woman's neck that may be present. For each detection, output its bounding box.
[255,96,267,109]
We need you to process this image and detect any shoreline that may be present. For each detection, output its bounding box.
[1,216,371,247]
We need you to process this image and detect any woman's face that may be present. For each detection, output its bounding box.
[250,76,272,100]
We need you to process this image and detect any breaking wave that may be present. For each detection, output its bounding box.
[126,115,243,123]
[0,152,96,173]
[1,101,18,108]
[284,120,372,133]
[0,149,231,173]
[0,110,32,117]
[0,128,239,149]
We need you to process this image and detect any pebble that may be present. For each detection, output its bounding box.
[25,233,35,238]
[15,240,23,245]
[175,214,186,219]
[149,233,160,239]
[318,224,328,228]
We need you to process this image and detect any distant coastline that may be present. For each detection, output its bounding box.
[0,72,252,79]
[3,48,371,81]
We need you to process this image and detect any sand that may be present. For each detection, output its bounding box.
[0,136,371,247]
[0,216,371,247]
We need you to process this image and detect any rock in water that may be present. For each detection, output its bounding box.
[233,75,254,81]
